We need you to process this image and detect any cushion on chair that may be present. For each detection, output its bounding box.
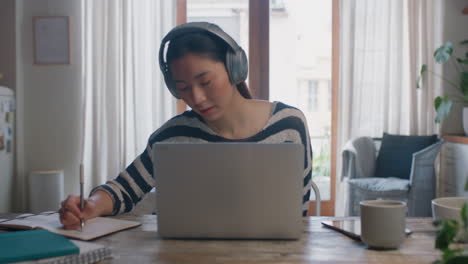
[375,133,437,179]
[348,177,410,193]
[347,177,410,216]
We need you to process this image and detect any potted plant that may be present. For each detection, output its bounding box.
[433,180,468,263]
[418,40,468,133]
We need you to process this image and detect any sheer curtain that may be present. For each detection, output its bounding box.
[82,0,176,193]
[335,0,443,215]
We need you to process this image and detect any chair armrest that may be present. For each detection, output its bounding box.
[407,139,444,216]
[310,181,321,216]
[341,137,377,181]
[409,139,444,185]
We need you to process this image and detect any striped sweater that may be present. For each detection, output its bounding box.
[91,101,313,216]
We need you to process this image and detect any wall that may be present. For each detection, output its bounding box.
[14,0,83,212]
[441,0,468,135]
[0,0,16,89]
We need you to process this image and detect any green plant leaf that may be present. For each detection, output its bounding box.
[456,58,468,65]
[461,72,468,95]
[417,65,428,89]
[465,178,468,191]
[435,96,442,110]
[421,64,428,74]
[436,219,458,249]
[460,40,468,45]
[462,203,468,229]
[434,41,454,63]
[434,96,453,123]
[442,248,460,263]
[446,256,468,264]
[442,248,463,264]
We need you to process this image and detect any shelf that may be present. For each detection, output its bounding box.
[441,135,468,144]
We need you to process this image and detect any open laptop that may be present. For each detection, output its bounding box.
[152,143,304,239]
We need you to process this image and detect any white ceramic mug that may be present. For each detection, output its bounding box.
[360,200,407,249]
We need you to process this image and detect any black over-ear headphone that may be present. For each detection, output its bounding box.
[158,22,248,99]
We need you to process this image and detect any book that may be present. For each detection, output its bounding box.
[19,240,112,264]
[0,213,141,241]
[0,229,79,264]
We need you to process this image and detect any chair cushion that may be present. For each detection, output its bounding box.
[375,133,437,179]
[348,177,410,193]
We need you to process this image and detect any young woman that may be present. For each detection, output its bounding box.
[59,22,313,230]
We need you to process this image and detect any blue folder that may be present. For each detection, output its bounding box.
[0,229,79,264]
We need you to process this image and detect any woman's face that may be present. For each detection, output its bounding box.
[170,53,235,121]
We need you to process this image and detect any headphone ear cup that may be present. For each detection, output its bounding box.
[225,48,248,85]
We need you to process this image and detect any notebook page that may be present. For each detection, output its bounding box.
[0,214,59,230]
[1,213,140,240]
[43,214,140,240]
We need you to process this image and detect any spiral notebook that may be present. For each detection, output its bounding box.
[0,212,141,241]
[19,240,112,264]
[0,230,79,264]
[0,230,112,264]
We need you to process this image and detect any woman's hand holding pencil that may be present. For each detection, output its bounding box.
[59,190,115,230]
[59,194,98,230]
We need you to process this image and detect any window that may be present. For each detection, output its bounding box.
[186,0,250,86]
[307,80,319,112]
[187,0,249,55]
[180,0,337,215]
[270,0,333,204]
[271,0,285,10]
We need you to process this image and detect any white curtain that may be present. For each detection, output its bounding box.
[335,0,444,215]
[82,0,176,193]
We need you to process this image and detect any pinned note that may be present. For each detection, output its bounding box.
[1,101,8,112]
[5,112,12,123]
[1,127,9,147]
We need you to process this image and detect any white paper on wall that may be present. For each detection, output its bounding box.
[10,100,15,111]
[2,100,8,112]
[4,127,11,141]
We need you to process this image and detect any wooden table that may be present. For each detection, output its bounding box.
[0,214,440,263]
[98,215,440,264]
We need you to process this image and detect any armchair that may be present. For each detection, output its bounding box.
[341,136,444,216]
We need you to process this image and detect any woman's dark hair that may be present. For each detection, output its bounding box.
[166,32,252,99]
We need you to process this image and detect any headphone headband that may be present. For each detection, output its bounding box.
[159,22,248,99]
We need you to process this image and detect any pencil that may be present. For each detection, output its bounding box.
[80,164,84,231]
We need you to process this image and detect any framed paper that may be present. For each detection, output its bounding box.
[33,16,70,65]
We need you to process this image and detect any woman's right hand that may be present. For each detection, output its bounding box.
[59,194,99,230]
